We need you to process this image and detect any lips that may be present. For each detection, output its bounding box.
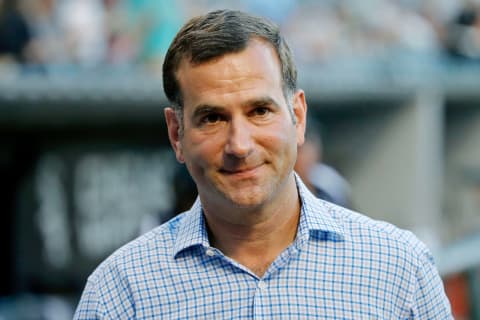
[220,164,263,177]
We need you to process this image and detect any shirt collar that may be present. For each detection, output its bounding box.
[172,198,210,258]
[173,174,347,258]
[295,174,347,243]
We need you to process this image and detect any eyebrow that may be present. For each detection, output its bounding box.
[245,96,281,109]
[191,96,282,119]
[191,104,225,120]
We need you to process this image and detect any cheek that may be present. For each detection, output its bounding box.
[263,126,298,158]
[182,134,222,165]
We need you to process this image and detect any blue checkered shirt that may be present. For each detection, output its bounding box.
[74,177,452,319]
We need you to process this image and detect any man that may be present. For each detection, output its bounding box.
[74,10,452,319]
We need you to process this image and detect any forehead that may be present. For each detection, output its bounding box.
[175,39,283,105]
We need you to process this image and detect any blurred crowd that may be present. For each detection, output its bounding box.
[283,0,480,64]
[0,0,480,74]
[0,0,184,72]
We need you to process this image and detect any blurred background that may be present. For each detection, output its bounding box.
[1,0,480,318]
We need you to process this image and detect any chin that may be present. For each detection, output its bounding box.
[229,200,263,210]
[223,190,268,209]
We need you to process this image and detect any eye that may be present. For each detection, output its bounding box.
[251,107,270,117]
[201,113,223,124]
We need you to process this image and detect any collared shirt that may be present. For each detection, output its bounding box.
[74,177,452,319]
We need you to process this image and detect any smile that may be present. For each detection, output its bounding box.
[220,164,263,178]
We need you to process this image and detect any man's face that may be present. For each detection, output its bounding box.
[165,39,306,214]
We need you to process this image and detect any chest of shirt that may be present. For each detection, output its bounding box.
[126,241,413,319]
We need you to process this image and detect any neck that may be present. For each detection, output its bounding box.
[203,178,301,276]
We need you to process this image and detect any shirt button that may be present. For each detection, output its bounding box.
[205,248,215,257]
[258,281,267,290]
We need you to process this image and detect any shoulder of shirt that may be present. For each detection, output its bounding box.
[86,212,186,284]
[297,173,433,265]
[321,199,432,261]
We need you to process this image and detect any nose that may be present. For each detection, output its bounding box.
[224,118,253,158]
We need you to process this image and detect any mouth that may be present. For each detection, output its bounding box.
[220,164,263,178]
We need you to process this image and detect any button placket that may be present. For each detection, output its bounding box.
[257,280,267,290]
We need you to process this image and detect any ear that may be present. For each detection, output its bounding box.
[292,89,307,146]
[164,107,185,163]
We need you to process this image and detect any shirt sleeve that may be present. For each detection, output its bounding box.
[73,263,136,319]
[73,279,110,320]
[411,248,453,319]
